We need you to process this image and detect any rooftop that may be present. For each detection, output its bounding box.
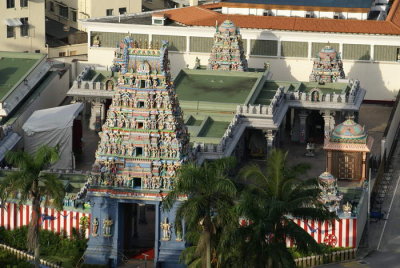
[175,69,261,105]
[0,52,45,101]
[84,0,400,35]
[223,0,373,9]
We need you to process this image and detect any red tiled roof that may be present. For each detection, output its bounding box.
[160,0,400,35]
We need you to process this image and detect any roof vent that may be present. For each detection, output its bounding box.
[305,11,314,18]
[152,13,167,26]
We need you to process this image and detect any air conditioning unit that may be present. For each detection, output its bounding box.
[333,12,341,19]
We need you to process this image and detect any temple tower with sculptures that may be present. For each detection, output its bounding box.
[84,37,189,267]
[207,20,248,71]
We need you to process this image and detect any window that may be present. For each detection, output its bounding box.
[20,17,29,37]
[136,147,143,156]
[119,7,127,14]
[20,0,28,7]
[49,1,54,12]
[106,9,113,16]
[7,26,15,38]
[71,10,77,22]
[59,5,68,18]
[133,178,141,188]
[7,0,15,8]
[35,50,40,53]
[59,52,66,57]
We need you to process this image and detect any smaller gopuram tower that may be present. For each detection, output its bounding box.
[85,37,189,267]
[208,20,248,71]
[309,46,345,83]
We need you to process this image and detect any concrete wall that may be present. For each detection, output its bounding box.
[381,92,400,160]
[0,0,46,53]
[48,43,88,58]
[11,69,71,135]
[46,0,142,31]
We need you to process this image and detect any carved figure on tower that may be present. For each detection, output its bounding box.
[208,20,248,71]
[309,46,345,83]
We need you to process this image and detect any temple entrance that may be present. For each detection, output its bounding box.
[244,129,268,159]
[120,203,156,261]
[307,110,325,144]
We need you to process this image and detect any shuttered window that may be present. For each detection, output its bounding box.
[152,35,186,52]
[374,45,399,62]
[343,44,370,60]
[190,37,213,53]
[250,40,278,56]
[281,41,308,58]
[90,32,148,48]
[311,42,340,58]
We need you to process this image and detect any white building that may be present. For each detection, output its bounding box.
[81,0,400,101]
[1,0,46,53]
[45,0,142,31]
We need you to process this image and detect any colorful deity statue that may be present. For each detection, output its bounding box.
[318,172,343,213]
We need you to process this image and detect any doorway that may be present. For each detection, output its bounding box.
[120,203,156,260]
[307,110,325,144]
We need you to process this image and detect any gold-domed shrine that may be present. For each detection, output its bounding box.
[324,118,373,181]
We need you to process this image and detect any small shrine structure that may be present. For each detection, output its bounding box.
[318,171,343,213]
[208,20,248,71]
[309,46,345,83]
[324,118,373,181]
[84,37,189,267]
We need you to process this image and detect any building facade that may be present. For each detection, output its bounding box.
[81,0,400,101]
[45,0,142,31]
[1,0,46,53]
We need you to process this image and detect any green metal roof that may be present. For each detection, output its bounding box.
[175,69,261,104]
[0,52,46,101]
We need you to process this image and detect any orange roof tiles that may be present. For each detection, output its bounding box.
[159,1,400,35]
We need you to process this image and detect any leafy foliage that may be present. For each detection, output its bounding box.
[0,146,65,268]
[0,226,87,268]
[163,157,238,268]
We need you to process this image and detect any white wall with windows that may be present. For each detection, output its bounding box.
[83,21,400,101]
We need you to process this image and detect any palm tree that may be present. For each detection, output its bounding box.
[226,149,336,267]
[163,157,237,268]
[0,146,65,268]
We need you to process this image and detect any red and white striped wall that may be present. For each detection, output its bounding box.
[0,202,90,238]
[287,218,357,248]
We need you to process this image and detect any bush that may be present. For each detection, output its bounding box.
[0,227,88,267]
[0,248,33,267]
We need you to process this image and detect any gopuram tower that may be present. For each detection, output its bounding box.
[309,46,345,83]
[84,37,189,267]
[208,20,248,71]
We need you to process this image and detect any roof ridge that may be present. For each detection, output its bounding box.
[386,0,400,21]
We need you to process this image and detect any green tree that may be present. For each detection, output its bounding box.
[163,157,237,268]
[224,149,336,268]
[0,146,65,268]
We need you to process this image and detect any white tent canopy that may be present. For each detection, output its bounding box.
[23,103,84,169]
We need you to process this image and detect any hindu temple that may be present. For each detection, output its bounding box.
[309,45,345,83]
[324,118,373,181]
[207,20,248,71]
[84,37,189,267]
